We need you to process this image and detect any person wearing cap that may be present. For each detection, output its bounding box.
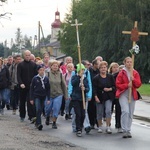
[30,64,50,130]
[0,58,10,115]
[70,63,90,137]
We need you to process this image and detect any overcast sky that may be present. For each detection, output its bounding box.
[0,0,71,46]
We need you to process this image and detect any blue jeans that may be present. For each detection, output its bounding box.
[65,99,70,114]
[0,89,9,110]
[34,97,45,125]
[45,95,63,118]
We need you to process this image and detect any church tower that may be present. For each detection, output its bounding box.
[50,9,61,43]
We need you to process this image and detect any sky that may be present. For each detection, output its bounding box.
[0,0,72,46]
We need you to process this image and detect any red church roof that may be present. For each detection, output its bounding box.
[51,10,61,28]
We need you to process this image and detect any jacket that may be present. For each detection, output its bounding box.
[68,69,92,99]
[30,75,50,100]
[17,60,37,89]
[0,65,10,89]
[116,69,142,100]
[93,74,116,103]
[71,74,89,101]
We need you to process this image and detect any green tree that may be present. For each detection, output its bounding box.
[59,0,150,82]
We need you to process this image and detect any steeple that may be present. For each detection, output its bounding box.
[51,9,61,28]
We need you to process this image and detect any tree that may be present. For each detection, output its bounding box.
[59,0,150,82]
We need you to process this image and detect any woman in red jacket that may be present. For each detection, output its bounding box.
[116,57,142,138]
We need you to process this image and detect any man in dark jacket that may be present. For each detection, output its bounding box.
[17,50,37,122]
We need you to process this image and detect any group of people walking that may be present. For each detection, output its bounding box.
[0,50,142,139]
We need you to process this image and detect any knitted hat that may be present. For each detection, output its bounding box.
[76,63,85,73]
[37,64,45,71]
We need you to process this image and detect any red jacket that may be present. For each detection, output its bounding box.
[116,69,142,100]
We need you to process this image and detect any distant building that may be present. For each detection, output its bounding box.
[41,9,66,60]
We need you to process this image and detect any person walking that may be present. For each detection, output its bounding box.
[45,60,67,129]
[30,64,50,130]
[0,58,10,115]
[17,50,37,122]
[93,61,116,134]
[71,64,90,137]
[116,57,142,138]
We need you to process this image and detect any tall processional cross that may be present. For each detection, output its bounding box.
[122,21,148,102]
[71,19,86,109]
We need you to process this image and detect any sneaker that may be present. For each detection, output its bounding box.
[85,126,91,134]
[65,114,69,120]
[127,132,132,138]
[45,117,50,125]
[122,132,128,138]
[106,127,112,134]
[52,122,57,129]
[98,127,103,133]
[20,118,25,122]
[38,124,43,130]
[76,130,82,137]
[118,128,123,133]
[30,117,36,124]
[12,110,16,115]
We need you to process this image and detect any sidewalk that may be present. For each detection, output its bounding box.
[134,96,150,122]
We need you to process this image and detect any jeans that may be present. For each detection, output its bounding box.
[0,88,9,110]
[45,95,63,118]
[65,99,70,114]
[34,97,45,125]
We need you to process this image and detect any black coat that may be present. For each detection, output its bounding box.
[0,66,10,89]
[93,74,116,103]
[17,60,37,89]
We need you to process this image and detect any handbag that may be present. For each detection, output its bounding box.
[137,91,142,100]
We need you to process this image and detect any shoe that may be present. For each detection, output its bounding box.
[12,110,16,115]
[127,132,132,138]
[52,122,57,129]
[91,125,95,129]
[76,130,82,137]
[85,126,91,134]
[98,127,103,133]
[20,118,25,122]
[45,117,50,125]
[6,105,10,110]
[65,114,69,120]
[106,127,112,134]
[30,117,36,124]
[38,124,43,130]
[61,111,65,116]
[122,132,128,138]
[118,128,123,133]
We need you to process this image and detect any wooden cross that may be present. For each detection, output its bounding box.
[122,21,148,103]
[71,19,86,109]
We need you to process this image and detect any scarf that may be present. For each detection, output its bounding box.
[37,74,45,89]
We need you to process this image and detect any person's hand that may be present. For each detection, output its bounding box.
[95,97,100,103]
[30,100,34,105]
[103,88,112,92]
[47,100,50,105]
[81,85,85,91]
[130,76,134,81]
[20,84,25,89]
[128,81,132,88]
